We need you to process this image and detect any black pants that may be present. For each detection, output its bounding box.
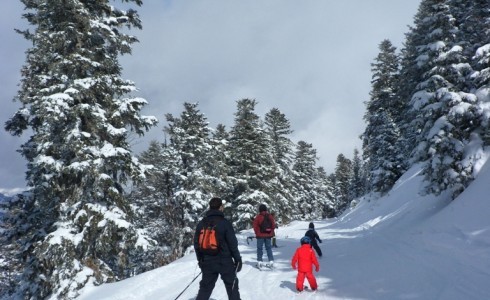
[196,258,240,300]
[311,242,322,257]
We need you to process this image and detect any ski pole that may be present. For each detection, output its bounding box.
[231,262,240,291]
[174,271,201,300]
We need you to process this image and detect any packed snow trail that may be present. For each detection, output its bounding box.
[78,161,490,300]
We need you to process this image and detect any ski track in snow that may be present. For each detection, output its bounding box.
[78,159,490,300]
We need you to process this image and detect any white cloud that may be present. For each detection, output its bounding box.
[0,0,419,189]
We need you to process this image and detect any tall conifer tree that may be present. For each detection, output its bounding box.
[333,154,352,213]
[163,102,213,251]
[363,39,404,193]
[264,108,295,222]
[315,167,336,218]
[465,1,490,145]
[291,141,320,220]
[228,99,275,229]
[208,124,233,200]
[349,148,366,199]
[4,1,156,297]
[404,0,477,196]
[129,141,181,270]
[264,108,294,169]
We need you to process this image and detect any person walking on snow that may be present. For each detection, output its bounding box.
[194,197,242,300]
[305,222,323,257]
[291,236,320,292]
[252,204,276,267]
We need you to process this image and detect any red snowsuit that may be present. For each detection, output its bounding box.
[291,244,319,291]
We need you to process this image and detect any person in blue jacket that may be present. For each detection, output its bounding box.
[305,222,322,257]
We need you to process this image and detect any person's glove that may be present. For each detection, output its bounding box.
[198,258,203,269]
[234,257,242,273]
[319,239,322,243]
[315,266,319,272]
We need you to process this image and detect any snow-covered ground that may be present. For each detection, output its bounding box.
[78,158,490,300]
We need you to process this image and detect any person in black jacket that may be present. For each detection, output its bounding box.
[194,197,242,300]
[305,222,323,257]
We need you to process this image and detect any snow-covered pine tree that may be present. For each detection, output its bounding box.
[396,1,455,163]
[403,0,476,196]
[151,140,187,259]
[317,168,337,218]
[264,108,295,223]
[465,0,490,145]
[208,124,233,201]
[291,141,321,220]
[0,194,27,297]
[163,102,214,252]
[327,173,339,214]
[228,99,276,229]
[467,0,490,91]
[369,40,402,123]
[396,24,427,163]
[365,112,401,193]
[363,39,404,193]
[313,166,336,219]
[349,148,366,200]
[129,140,177,271]
[4,1,157,297]
[333,153,353,213]
[264,108,294,170]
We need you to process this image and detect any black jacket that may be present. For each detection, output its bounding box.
[305,228,322,246]
[194,209,241,263]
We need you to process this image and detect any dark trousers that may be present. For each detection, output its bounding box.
[196,258,240,300]
[311,242,322,257]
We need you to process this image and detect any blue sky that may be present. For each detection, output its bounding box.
[0,0,420,193]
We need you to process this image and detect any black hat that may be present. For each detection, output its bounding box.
[209,197,223,209]
[309,222,314,229]
[259,204,267,212]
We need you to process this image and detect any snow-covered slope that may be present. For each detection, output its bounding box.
[78,157,490,300]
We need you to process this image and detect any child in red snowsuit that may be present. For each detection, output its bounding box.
[291,236,319,292]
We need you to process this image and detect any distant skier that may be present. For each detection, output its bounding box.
[305,222,322,257]
[291,236,319,292]
[253,204,276,268]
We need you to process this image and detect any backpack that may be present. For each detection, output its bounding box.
[259,213,273,234]
[198,217,222,255]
